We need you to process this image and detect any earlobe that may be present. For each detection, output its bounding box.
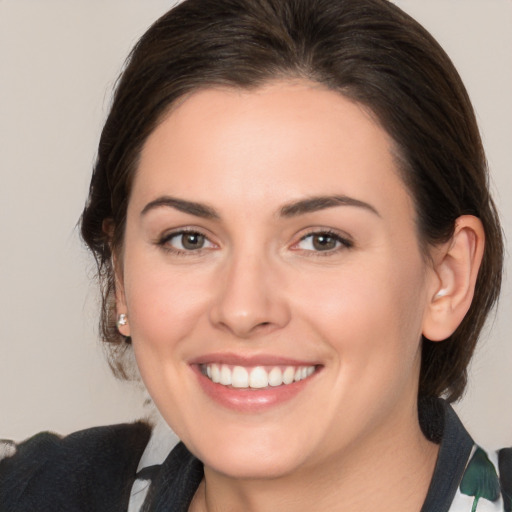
[112,254,131,338]
[115,282,131,337]
[102,219,131,337]
[112,266,130,337]
[422,215,485,342]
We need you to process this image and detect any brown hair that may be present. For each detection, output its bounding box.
[81,0,503,401]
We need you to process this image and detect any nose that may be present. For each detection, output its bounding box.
[209,251,291,339]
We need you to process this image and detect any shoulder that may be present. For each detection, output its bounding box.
[0,421,152,512]
[497,447,512,510]
[420,399,512,511]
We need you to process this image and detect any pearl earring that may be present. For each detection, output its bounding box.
[435,289,448,299]
[117,313,128,329]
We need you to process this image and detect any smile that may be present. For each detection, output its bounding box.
[200,363,317,389]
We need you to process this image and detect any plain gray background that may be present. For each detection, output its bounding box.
[1,1,511,448]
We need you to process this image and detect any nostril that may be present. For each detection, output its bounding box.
[254,321,272,331]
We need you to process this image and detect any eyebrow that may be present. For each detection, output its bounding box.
[279,195,380,217]
[141,196,220,219]
[140,194,380,220]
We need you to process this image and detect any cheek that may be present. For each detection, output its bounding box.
[292,252,427,374]
[121,254,216,424]
[122,253,213,353]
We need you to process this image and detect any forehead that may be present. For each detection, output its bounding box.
[133,81,414,222]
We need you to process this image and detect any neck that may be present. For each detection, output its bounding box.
[190,402,439,512]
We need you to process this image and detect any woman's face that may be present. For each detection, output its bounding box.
[118,81,439,478]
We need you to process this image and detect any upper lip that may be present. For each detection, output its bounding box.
[189,352,321,367]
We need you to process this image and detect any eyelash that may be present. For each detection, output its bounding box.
[157,228,215,256]
[292,229,354,256]
[156,228,353,256]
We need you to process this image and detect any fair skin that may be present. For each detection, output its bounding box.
[115,81,484,512]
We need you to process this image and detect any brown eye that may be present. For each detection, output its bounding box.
[162,231,214,252]
[181,232,206,250]
[295,231,352,253]
[312,234,338,251]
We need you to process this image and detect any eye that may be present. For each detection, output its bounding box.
[161,230,215,252]
[295,231,352,252]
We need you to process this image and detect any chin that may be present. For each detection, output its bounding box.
[185,425,315,480]
[203,447,308,480]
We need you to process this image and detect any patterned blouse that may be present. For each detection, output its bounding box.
[1,399,511,511]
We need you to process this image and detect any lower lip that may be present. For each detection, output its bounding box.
[192,366,317,413]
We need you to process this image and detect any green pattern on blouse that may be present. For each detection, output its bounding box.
[460,447,501,512]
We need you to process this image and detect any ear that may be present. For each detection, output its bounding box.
[422,215,485,342]
[103,219,131,337]
[113,259,131,337]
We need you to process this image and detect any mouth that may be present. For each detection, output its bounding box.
[191,354,322,411]
[200,363,318,389]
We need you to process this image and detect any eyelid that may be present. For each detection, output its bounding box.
[157,227,218,254]
[290,228,354,253]
[154,226,353,256]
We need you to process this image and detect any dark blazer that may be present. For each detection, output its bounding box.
[0,422,151,512]
[1,400,511,512]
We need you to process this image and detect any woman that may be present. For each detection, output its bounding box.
[0,0,510,510]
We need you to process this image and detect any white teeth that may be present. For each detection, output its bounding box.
[249,367,268,389]
[268,367,283,387]
[220,365,232,386]
[282,366,295,385]
[202,363,316,388]
[211,364,221,383]
[231,366,249,388]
